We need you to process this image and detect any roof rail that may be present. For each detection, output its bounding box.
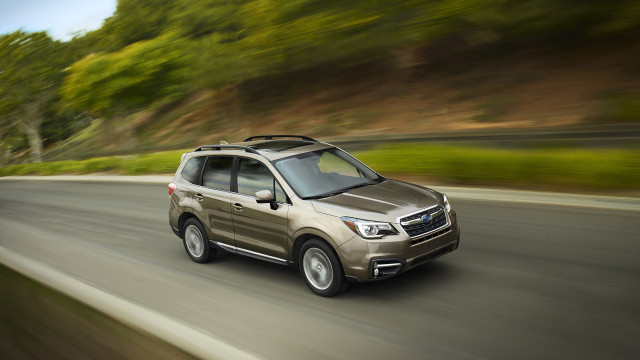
[193,145,259,154]
[243,135,317,142]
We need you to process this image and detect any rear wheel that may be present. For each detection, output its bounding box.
[299,239,345,297]
[183,218,216,263]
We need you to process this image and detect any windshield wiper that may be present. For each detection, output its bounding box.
[304,181,375,200]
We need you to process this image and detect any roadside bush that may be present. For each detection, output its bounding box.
[79,157,123,174]
[119,150,185,175]
[355,144,640,190]
[0,150,186,176]
[1,145,638,191]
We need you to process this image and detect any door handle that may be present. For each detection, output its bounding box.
[194,193,204,201]
[232,203,243,211]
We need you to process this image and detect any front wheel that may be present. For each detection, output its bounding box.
[299,239,346,297]
[183,218,216,263]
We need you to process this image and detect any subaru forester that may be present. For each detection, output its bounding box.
[168,135,460,296]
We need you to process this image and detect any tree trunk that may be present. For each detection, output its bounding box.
[23,123,43,163]
[20,99,45,163]
[0,131,11,165]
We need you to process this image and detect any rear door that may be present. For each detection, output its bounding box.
[195,156,235,247]
[231,157,289,262]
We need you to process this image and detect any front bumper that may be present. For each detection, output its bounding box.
[337,211,460,282]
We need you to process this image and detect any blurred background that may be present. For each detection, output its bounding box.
[2,2,640,359]
[1,0,639,188]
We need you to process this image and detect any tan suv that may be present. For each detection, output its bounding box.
[168,135,460,296]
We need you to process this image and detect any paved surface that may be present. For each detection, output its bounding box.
[3,175,639,211]
[1,180,639,359]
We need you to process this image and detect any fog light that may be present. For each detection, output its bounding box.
[370,259,406,279]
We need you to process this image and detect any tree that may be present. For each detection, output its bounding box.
[173,0,248,39]
[61,32,189,117]
[0,31,67,162]
[100,0,177,51]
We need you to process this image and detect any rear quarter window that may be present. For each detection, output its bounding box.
[181,157,206,184]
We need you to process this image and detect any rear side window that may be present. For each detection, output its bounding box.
[181,157,205,185]
[203,156,233,190]
[237,158,287,202]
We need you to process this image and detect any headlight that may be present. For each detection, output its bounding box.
[443,194,452,212]
[341,217,398,239]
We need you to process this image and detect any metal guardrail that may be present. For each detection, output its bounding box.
[319,124,640,147]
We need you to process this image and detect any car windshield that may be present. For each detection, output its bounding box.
[273,148,385,199]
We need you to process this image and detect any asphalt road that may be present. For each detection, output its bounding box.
[1,181,639,360]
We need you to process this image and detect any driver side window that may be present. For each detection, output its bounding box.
[237,158,287,202]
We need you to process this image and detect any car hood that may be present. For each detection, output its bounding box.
[310,179,443,223]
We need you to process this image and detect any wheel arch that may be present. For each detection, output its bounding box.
[177,211,203,238]
[291,229,341,268]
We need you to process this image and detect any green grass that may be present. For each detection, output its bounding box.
[354,144,640,190]
[120,150,186,175]
[0,149,186,177]
[1,144,639,191]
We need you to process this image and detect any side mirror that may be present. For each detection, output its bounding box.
[255,190,278,210]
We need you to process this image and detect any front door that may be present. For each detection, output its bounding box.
[231,157,289,261]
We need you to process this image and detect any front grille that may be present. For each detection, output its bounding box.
[411,226,451,245]
[400,206,448,237]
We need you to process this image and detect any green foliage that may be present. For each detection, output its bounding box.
[119,150,185,175]
[78,157,124,173]
[53,0,640,117]
[0,31,72,161]
[173,0,248,39]
[0,157,123,176]
[355,144,640,190]
[98,0,177,50]
[186,0,640,88]
[61,33,189,116]
[4,0,640,165]
[1,146,639,191]
[190,0,432,86]
[0,150,184,176]
[0,31,67,108]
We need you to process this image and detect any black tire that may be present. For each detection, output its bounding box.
[299,239,346,297]
[182,218,216,263]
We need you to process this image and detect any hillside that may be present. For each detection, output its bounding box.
[3,0,640,164]
[43,39,639,161]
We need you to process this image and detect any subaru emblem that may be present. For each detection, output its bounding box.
[421,214,431,222]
